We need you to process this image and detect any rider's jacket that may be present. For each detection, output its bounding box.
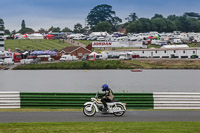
[104,88,114,101]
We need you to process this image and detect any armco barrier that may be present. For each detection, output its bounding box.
[0,91,20,108]
[3,92,199,109]
[20,92,154,109]
[153,92,200,109]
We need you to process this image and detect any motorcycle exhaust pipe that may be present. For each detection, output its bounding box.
[114,110,126,113]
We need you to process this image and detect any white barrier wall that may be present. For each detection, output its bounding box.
[0,91,20,108]
[1,91,200,109]
[154,92,200,109]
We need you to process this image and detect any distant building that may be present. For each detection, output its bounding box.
[0,31,4,51]
[60,46,92,59]
[117,47,200,59]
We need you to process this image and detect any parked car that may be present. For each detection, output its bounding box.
[32,58,41,64]
[20,59,34,64]
[0,59,3,65]
[119,52,132,60]
[48,57,54,62]
[3,58,14,65]
[81,54,89,61]
[60,55,78,62]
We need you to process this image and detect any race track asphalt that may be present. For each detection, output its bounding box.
[0,111,200,123]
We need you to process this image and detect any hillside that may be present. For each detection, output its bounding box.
[5,39,72,51]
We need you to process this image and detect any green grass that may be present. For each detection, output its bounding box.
[0,66,4,70]
[0,122,200,133]
[14,60,131,70]
[5,39,72,51]
[187,43,200,47]
[147,44,161,48]
[76,40,92,45]
[13,60,200,70]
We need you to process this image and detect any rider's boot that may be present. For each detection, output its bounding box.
[102,107,108,113]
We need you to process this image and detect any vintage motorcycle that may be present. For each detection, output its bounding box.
[83,92,126,117]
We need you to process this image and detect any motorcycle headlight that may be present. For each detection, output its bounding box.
[91,98,97,101]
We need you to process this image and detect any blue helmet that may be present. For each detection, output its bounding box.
[102,84,109,91]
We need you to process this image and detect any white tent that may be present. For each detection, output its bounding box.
[88,52,98,61]
[161,45,189,49]
[27,33,44,39]
[90,32,108,37]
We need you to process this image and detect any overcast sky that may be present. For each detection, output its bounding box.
[0,0,200,31]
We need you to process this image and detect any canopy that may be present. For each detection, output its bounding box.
[154,36,160,40]
[148,36,156,39]
[30,50,57,56]
[45,34,55,39]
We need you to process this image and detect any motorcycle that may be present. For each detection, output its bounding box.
[83,92,126,117]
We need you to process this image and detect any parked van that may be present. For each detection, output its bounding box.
[60,55,78,62]
[119,52,132,60]
[95,52,108,60]
[3,58,14,65]
[81,54,89,61]
[20,59,34,64]
[0,59,3,65]
[95,54,103,60]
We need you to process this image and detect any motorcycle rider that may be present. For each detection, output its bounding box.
[101,84,114,113]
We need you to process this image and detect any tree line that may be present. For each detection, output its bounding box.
[1,4,200,35]
[86,4,200,33]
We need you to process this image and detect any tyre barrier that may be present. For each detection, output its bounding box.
[20,92,154,109]
[153,92,200,109]
[1,92,200,109]
[0,91,20,108]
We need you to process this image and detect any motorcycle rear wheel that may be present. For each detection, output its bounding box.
[83,104,96,117]
[113,104,125,117]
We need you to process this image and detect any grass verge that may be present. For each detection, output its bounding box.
[13,59,200,70]
[0,122,200,133]
[5,39,72,51]
[76,40,92,45]
[14,60,130,70]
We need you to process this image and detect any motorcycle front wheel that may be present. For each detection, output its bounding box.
[83,104,96,117]
[113,104,125,117]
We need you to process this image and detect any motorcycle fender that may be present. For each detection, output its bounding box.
[84,102,99,112]
[115,102,126,110]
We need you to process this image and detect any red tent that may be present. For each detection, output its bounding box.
[45,34,55,39]
[148,36,156,39]
[23,34,28,39]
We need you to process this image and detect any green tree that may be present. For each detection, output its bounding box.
[62,27,71,32]
[167,15,178,21]
[48,26,61,32]
[151,18,167,32]
[184,12,200,20]
[152,14,164,19]
[21,20,26,29]
[18,19,34,34]
[0,18,5,30]
[74,23,84,33]
[11,30,16,35]
[18,28,34,34]
[125,12,138,22]
[93,21,112,32]
[138,18,152,32]
[87,4,122,30]
[38,28,47,33]
[126,20,143,33]
[4,29,10,35]
[125,12,200,33]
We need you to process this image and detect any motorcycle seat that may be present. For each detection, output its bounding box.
[107,99,119,103]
